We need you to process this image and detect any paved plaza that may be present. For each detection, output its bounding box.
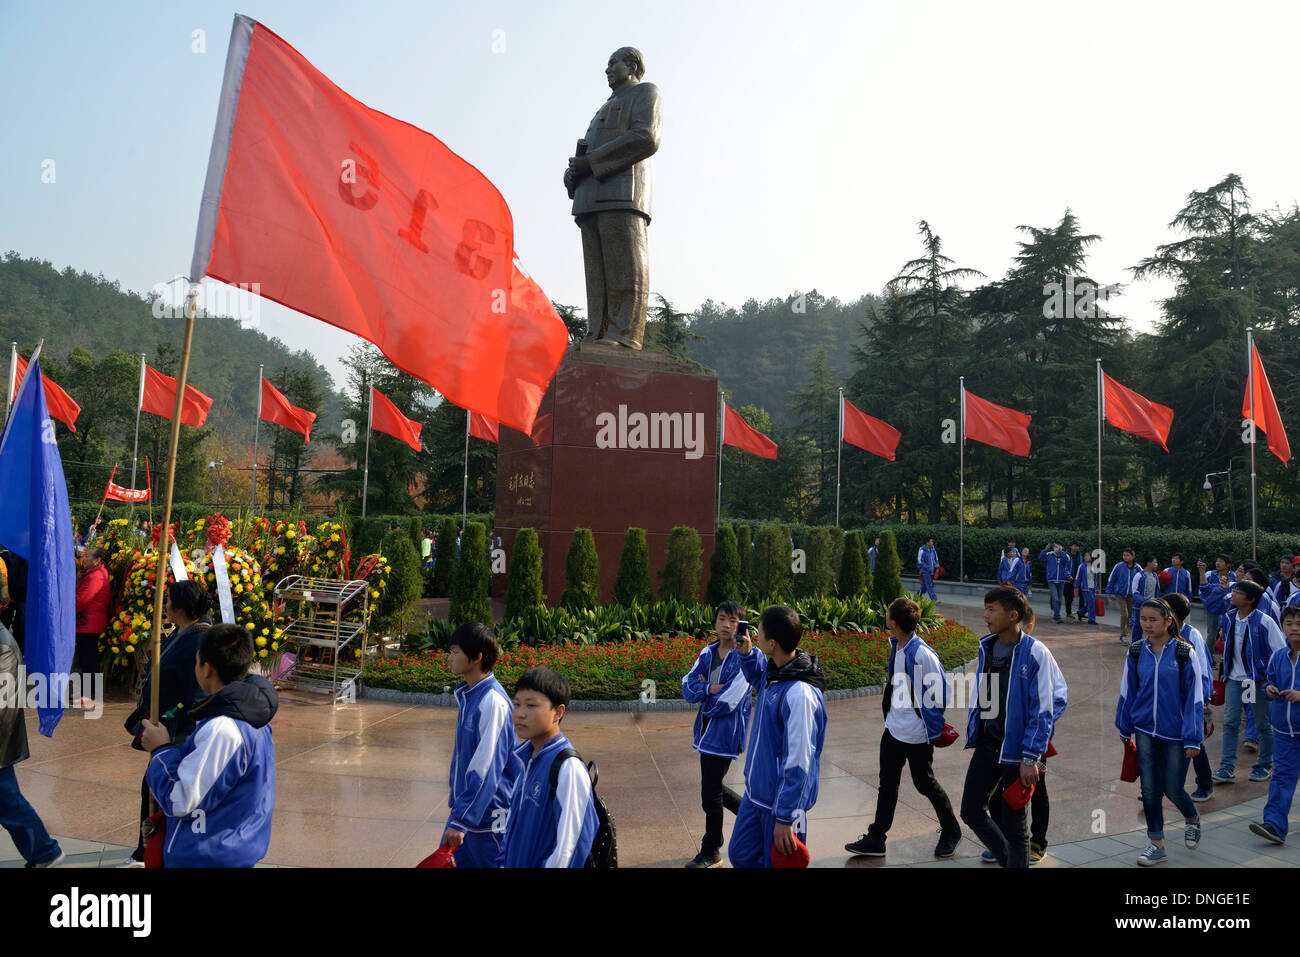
[4,588,1297,868]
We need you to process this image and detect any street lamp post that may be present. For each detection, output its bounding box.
[1203,463,1237,530]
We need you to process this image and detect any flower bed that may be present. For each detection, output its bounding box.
[363,618,981,700]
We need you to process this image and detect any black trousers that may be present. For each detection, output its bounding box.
[868,729,958,840]
[989,765,1050,849]
[700,753,742,855]
[1064,581,1076,616]
[961,746,1029,868]
[74,633,100,683]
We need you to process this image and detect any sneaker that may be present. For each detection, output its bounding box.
[1029,842,1045,864]
[1137,843,1167,866]
[934,829,961,859]
[115,856,145,868]
[1190,787,1214,803]
[1248,767,1273,783]
[1185,821,1201,849]
[1211,768,1236,784]
[1250,821,1285,846]
[684,850,721,868]
[844,833,886,857]
[980,849,998,863]
[25,849,65,869]
[1243,739,1259,753]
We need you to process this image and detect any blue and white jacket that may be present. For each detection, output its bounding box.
[681,641,766,759]
[1290,590,1300,609]
[499,734,597,868]
[998,555,1031,592]
[1218,608,1287,683]
[1106,561,1137,597]
[1161,566,1192,599]
[1180,622,1214,702]
[1128,567,1159,620]
[916,546,939,576]
[447,674,521,836]
[1268,574,1294,609]
[1039,549,1073,583]
[964,632,1067,764]
[145,674,277,868]
[1115,638,1204,750]
[1074,561,1095,594]
[886,634,948,742]
[742,652,828,826]
[1266,646,1300,738]
[868,546,878,573]
[1198,572,1237,618]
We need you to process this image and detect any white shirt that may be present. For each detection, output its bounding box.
[1228,611,1287,682]
[885,635,931,745]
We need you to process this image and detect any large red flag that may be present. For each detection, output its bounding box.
[370,387,422,452]
[260,376,316,443]
[841,396,900,461]
[1244,344,1291,465]
[468,411,499,444]
[141,364,213,428]
[723,402,778,460]
[13,354,80,432]
[190,15,566,434]
[963,389,1032,457]
[1102,372,1173,452]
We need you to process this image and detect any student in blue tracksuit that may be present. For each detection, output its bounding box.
[1039,542,1073,623]
[140,624,277,867]
[960,587,1068,869]
[1197,554,1236,643]
[1269,555,1295,608]
[916,538,939,601]
[442,623,521,868]
[845,597,961,860]
[1116,598,1204,866]
[1243,566,1284,625]
[499,668,598,868]
[728,605,827,868]
[1164,594,1215,803]
[1253,605,1300,845]
[1074,551,1097,625]
[680,601,766,868]
[1128,555,1161,644]
[1162,554,1192,599]
[1107,549,1138,641]
[997,547,1031,596]
[868,537,880,574]
[1064,543,1083,620]
[1212,580,1287,786]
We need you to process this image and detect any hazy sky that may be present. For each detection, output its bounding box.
[4,0,1298,390]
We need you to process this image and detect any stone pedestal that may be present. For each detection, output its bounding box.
[493,348,717,604]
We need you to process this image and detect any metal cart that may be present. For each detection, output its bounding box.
[273,575,370,704]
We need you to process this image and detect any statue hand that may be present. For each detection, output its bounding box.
[569,155,592,176]
[563,168,576,191]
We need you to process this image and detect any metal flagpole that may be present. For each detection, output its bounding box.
[1247,328,1258,561]
[959,376,965,582]
[461,407,471,532]
[836,388,844,528]
[129,353,145,491]
[716,390,725,525]
[361,377,372,518]
[1097,359,1104,563]
[4,342,15,423]
[250,363,263,509]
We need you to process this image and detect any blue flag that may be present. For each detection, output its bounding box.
[0,357,76,735]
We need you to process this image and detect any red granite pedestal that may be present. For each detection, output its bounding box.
[493,348,717,603]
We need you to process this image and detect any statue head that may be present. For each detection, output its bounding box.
[606,47,645,88]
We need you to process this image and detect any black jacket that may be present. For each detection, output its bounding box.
[0,624,29,769]
[187,672,279,729]
[765,650,828,692]
[125,619,211,746]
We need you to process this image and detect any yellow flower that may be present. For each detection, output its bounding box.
[371,589,380,599]
[276,546,285,555]
[261,627,269,635]
[258,649,267,658]
[327,550,335,558]
[126,644,135,653]
[271,642,279,651]
[234,583,243,593]
[256,636,267,648]
[111,646,120,653]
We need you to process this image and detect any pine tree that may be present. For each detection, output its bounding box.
[560,528,601,610]
[750,524,791,599]
[614,527,655,606]
[705,524,741,606]
[449,522,491,626]
[875,529,903,603]
[505,528,545,619]
[375,528,424,636]
[430,517,458,598]
[659,526,703,602]
[837,530,867,597]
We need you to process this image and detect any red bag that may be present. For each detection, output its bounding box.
[934,565,946,579]
[417,844,458,868]
[1205,720,1215,740]
[142,811,166,869]
[935,723,959,747]
[1211,680,1226,706]
[1045,740,1058,759]
[1003,779,1035,810]
[1095,596,1106,618]
[1215,635,1224,653]
[771,833,811,868]
[1158,570,1173,586]
[1120,740,1140,783]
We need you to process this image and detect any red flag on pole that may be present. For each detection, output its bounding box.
[722,402,778,460]
[370,387,422,452]
[468,411,499,444]
[260,376,316,443]
[13,354,80,432]
[1102,372,1173,452]
[1244,343,1291,465]
[190,15,567,434]
[101,464,150,504]
[841,396,901,461]
[963,389,1032,457]
[141,364,213,428]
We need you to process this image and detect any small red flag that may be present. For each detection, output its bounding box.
[13,354,80,432]
[963,388,1032,457]
[370,387,422,452]
[141,364,213,428]
[468,411,499,444]
[841,396,900,461]
[191,15,566,434]
[1244,343,1291,465]
[723,402,778,460]
[1102,372,1173,452]
[100,464,149,504]
[260,376,316,443]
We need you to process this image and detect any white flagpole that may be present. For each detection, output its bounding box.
[362,378,373,518]
[717,391,725,525]
[461,407,471,532]
[129,353,145,492]
[250,363,263,509]
[959,376,965,583]
[4,342,15,423]
[1097,359,1104,564]
[1248,328,1258,561]
[836,388,844,528]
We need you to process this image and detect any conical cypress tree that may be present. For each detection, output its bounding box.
[430,516,457,597]
[659,526,703,602]
[837,529,867,598]
[505,528,545,618]
[560,528,601,610]
[705,524,741,606]
[449,522,491,626]
[614,527,654,606]
[875,529,903,603]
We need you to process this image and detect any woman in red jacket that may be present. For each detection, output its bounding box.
[74,546,110,704]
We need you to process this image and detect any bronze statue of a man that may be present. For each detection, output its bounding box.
[564,46,662,350]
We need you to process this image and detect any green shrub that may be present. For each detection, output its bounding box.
[797,526,836,598]
[838,530,867,598]
[736,524,753,594]
[706,524,741,606]
[659,526,703,602]
[614,527,655,606]
[375,529,425,636]
[505,528,545,619]
[750,524,791,598]
[560,528,601,610]
[407,516,424,554]
[875,529,903,603]
[449,522,491,627]
[430,517,457,598]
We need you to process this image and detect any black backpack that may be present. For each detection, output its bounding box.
[548,747,618,869]
[1128,638,1191,699]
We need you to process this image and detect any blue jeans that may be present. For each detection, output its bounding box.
[1048,581,1065,620]
[1219,678,1273,775]
[0,764,61,865]
[1264,732,1300,840]
[919,572,937,600]
[1134,732,1198,841]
